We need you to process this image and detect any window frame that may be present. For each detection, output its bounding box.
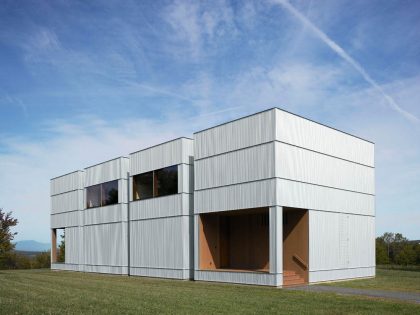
[132,165,179,201]
[86,180,119,209]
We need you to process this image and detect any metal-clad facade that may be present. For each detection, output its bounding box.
[194,110,276,160]
[50,108,374,287]
[130,194,192,220]
[50,171,85,268]
[275,142,374,194]
[82,157,129,274]
[130,137,192,175]
[308,210,375,282]
[51,190,83,214]
[50,171,84,196]
[275,109,374,167]
[129,138,194,279]
[85,157,129,186]
[276,179,374,216]
[130,216,190,270]
[195,179,277,213]
[83,222,128,273]
[194,142,276,190]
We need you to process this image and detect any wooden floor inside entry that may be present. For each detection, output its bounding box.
[283,208,309,286]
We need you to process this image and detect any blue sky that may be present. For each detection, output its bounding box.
[0,0,419,243]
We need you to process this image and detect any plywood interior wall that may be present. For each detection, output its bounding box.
[283,208,309,282]
[51,229,57,263]
[199,208,269,272]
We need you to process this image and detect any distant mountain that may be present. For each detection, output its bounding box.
[14,240,50,252]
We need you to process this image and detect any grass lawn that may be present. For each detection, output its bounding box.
[0,269,419,314]
[325,268,420,293]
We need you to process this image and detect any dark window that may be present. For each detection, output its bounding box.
[133,171,153,200]
[86,184,101,208]
[86,180,119,208]
[102,180,118,206]
[132,165,178,201]
[155,165,178,197]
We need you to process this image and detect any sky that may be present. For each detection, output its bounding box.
[0,0,419,243]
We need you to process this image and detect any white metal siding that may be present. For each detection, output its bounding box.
[194,179,277,213]
[84,222,128,267]
[130,138,193,175]
[277,179,374,216]
[269,206,282,277]
[194,142,276,190]
[194,109,276,160]
[84,204,128,225]
[51,190,83,214]
[194,271,280,286]
[275,142,374,194]
[130,216,190,270]
[179,164,194,194]
[130,194,191,220]
[309,210,375,280]
[275,109,374,167]
[85,157,128,187]
[51,211,79,228]
[309,267,375,283]
[65,226,82,264]
[50,171,84,196]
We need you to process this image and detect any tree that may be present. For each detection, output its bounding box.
[57,232,65,263]
[376,237,390,264]
[0,209,18,268]
[33,252,51,269]
[381,232,395,261]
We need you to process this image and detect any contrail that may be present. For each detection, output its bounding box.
[272,0,419,123]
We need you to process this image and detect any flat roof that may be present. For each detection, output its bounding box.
[193,107,374,144]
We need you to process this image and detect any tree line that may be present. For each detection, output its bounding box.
[376,232,420,265]
[0,208,51,269]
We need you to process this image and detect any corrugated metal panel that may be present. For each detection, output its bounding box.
[275,142,374,194]
[119,179,128,204]
[51,190,83,214]
[84,204,128,225]
[275,109,374,167]
[269,206,282,275]
[194,215,199,270]
[84,265,128,275]
[130,194,191,220]
[130,267,190,279]
[195,142,275,190]
[65,226,81,264]
[50,171,84,196]
[194,270,280,286]
[130,138,193,175]
[51,211,80,228]
[277,179,374,215]
[194,109,276,160]
[179,164,194,193]
[194,179,277,213]
[130,216,190,270]
[85,157,128,187]
[51,263,81,271]
[309,267,375,283]
[309,210,375,275]
[84,222,128,267]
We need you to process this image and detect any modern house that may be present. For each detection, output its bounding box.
[51,108,375,286]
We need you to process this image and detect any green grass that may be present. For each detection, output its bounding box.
[325,268,420,293]
[0,269,419,314]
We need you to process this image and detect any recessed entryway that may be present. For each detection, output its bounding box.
[283,208,309,286]
[199,207,269,272]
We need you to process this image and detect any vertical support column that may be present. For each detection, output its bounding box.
[269,206,282,286]
[193,214,199,273]
[51,229,57,263]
